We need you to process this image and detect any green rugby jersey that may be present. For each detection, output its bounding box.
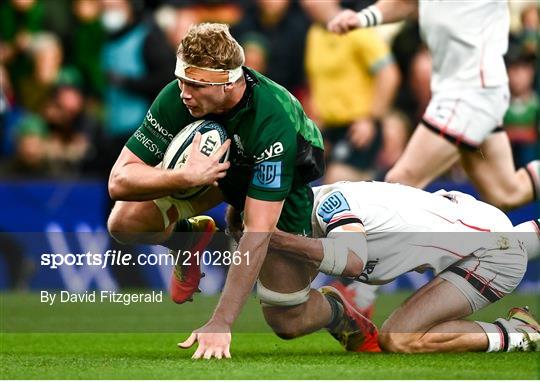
[126,68,324,233]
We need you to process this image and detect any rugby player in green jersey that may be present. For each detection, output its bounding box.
[108,23,377,359]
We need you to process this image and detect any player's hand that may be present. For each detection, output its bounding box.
[348,119,376,149]
[327,9,361,34]
[178,321,232,360]
[184,132,231,187]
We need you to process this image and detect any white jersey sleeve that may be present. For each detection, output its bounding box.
[313,186,364,238]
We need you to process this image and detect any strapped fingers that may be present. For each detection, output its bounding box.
[224,346,231,359]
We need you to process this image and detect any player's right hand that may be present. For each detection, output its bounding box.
[184,132,231,187]
[327,9,361,34]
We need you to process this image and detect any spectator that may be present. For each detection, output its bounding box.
[0,113,51,178]
[302,0,400,183]
[0,0,45,99]
[68,0,106,100]
[231,0,310,96]
[42,69,105,177]
[101,0,176,168]
[17,32,64,114]
[504,48,539,168]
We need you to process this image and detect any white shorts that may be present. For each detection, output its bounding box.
[422,86,510,149]
[439,242,527,312]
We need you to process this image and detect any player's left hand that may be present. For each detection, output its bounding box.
[178,321,232,359]
[348,118,376,149]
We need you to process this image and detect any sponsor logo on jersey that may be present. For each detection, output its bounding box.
[252,161,282,189]
[145,110,174,140]
[255,142,284,163]
[356,259,379,282]
[134,129,164,159]
[317,191,350,223]
[233,134,245,156]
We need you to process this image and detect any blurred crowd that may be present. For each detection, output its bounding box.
[0,0,538,183]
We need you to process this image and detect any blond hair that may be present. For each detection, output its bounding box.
[177,23,245,70]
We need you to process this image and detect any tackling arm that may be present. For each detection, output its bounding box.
[269,224,367,278]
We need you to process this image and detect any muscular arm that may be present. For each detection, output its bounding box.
[210,197,284,326]
[269,224,367,278]
[300,0,342,24]
[108,134,230,201]
[373,0,418,24]
[328,0,418,34]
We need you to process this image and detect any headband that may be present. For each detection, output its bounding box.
[175,57,243,85]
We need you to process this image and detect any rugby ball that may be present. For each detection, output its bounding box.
[162,120,229,199]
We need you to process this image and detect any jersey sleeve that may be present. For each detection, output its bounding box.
[247,116,297,202]
[125,81,190,166]
[315,190,364,236]
[351,29,394,74]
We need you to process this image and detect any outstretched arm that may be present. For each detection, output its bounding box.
[328,0,418,34]
[178,197,283,359]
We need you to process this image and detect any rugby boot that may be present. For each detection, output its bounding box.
[330,280,375,319]
[170,216,216,304]
[320,285,381,352]
[498,306,540,351]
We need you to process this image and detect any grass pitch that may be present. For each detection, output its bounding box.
[1,292,539,379]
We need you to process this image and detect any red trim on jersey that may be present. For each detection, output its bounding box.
[425,210,492,232]
[422,114,479,148]
[329,213,361,225]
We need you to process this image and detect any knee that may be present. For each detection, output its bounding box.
[263,305,306,340]
[385,167,415,186]
[107,203,147,244]
[379,320,424,353]
[378,330,420,353]
[481,192,515,212]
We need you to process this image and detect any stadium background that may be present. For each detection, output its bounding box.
[1,1,539,379]
[0,0,538,294]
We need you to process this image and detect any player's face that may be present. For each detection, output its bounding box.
[178,79,227,117]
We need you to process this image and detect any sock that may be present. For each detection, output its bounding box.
[162,219,193,249]
[493,317,534,352]
[476,321,505,352]
[513,219,540,260]
[524,160,540,200]
[175,218,193,232]
[325,294,345,330]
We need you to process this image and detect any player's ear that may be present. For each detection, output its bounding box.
[223,83,234,92]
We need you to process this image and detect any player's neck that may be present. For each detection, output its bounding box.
[222,77,247,113]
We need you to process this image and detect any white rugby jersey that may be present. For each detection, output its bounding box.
[418,0,509,92]
[312,181,514,284]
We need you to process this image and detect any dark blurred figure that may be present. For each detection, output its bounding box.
[42,70,106,177]
[0,0,45,101]
[503,47,539,168]
[231,0,310,97]
[100,0,176,170]
[17,32,65,114]
[68,0,106,101]
[0,113,51,178]
[0,231,35,290]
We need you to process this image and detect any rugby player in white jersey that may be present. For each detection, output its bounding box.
[252,181,539,353]
[325,0,540,324]
[328,0,539,211]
